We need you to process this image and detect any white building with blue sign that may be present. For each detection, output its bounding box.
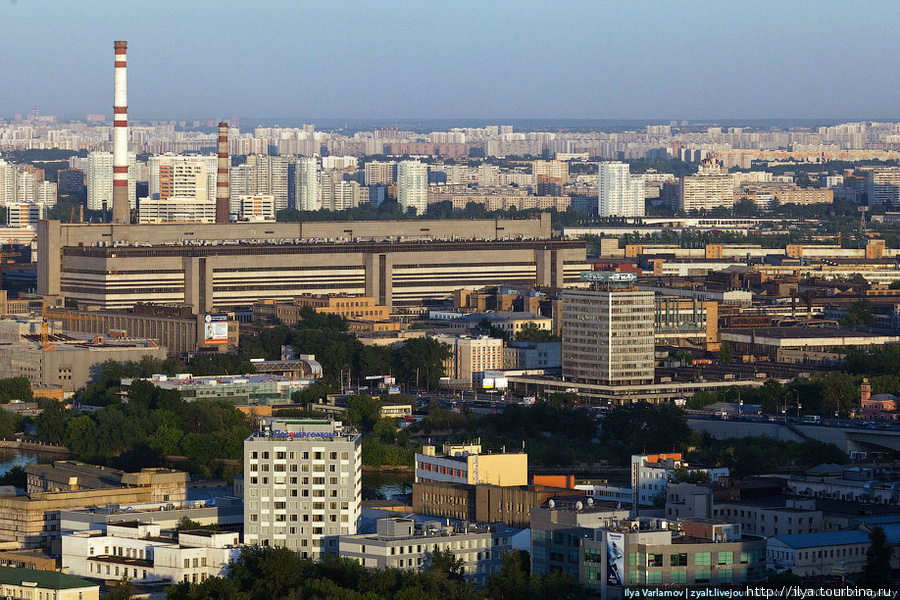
[242,419,361,559]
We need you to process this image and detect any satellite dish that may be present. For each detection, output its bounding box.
[587,498,594,506]
[548,500,555,509]
[575,501,583,510]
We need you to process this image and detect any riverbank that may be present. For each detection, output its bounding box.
[0,440,70,455]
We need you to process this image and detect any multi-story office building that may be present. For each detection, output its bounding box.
[415,443,527,487]
[583,520,766,595]
[598,162,644,217]
[87,151,136,212]
[340,518,510,588]
[530,503,631,578]
[237,195,276,221]
[242,419,361,559]
[561,283,655,386]
[6,202,44,228]
[631,453,728,508]
[148,155,217,203]
[398,160,428,215]
[298,157,321,211]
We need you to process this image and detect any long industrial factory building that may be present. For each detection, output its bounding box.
[37,215,588,312]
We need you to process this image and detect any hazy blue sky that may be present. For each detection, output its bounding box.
[2,0,898,121]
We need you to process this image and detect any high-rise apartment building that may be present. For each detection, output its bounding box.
[247,155,290,211]
[532,160,569,185]
[598,162,645,217]
[298,157,321,211]
[397,161,428,216]
[678,160,733,213]
[243,419,361,559]
[87,151,136,212]
[320,172,355,212]
[35,181,57,206]
[561,284,655,386]
[866,167,900,208]
[0,160,17,206]
[148,155,217,203]
[364,161,396,186]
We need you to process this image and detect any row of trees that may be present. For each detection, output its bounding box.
[164,545,585,600]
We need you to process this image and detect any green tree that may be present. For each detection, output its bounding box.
[35,398,71,444]
[821,371,856,416]
[600,403,690,463]
[842,299,875,327]
[345,395,382,433]
[515,323,559,343]
[0,377,33,402]
[425,546,465,581]
[718,343,734,365]
[393,337,451,389]
[0,465,26,488]
[485,551,532,600]
[106,576,133,600]
[861,526,895,586]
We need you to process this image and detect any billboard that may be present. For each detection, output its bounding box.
[204,314,229,345]
[606,532,625,587]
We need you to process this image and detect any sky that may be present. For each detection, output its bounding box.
[2,0,899,122]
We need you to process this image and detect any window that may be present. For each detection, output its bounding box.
[647,554,663,567]
[695,552,711,566]
[670,553,688,567]
[647,571,663,585]
[670,571,687,584]
[695,569,711,584]
[718,551,733,565]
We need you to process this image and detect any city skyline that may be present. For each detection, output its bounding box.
[2,0,899,122]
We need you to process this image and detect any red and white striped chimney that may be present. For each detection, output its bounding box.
[216,122,230,223]
[112,40,130,223]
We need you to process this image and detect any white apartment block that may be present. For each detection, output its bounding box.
[0,160,16,206]
[87,151,136,211]
[148,154,217,203]
[299,157,321,211]
[243,419,361,560]
[62,522,240,586]
[398,161,428,215]
[679,173,734,212]
[340,518,510,588]
[561,287,655,385]
[866,167,900,208]
[364,161,396,186]
[247,154,290,211]
[598,162,645,217]
[137,198,216,224]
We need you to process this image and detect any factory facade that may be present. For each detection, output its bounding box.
[38,216,588,312]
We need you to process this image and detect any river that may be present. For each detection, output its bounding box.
[362,470,413,501]
[0,449,47,477]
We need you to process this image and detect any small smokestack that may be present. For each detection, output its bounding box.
[112,40,130,224]
[216,122,230,224]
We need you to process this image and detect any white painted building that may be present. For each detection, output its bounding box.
[61,522,240,586]
[87,151,136,212]
[398,160,428,215]
[598,161,644,217]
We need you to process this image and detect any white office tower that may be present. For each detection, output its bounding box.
[87,151,136,212]
[243,419,361,559]
[397,160,428,216]
[561,282,655,386]
[299,157,322,211]
[0,160,16,206]
[598,161,645,217]
[148,155,217,203]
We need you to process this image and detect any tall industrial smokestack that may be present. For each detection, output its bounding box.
[216,122,230,223]
[112,40,130,224]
